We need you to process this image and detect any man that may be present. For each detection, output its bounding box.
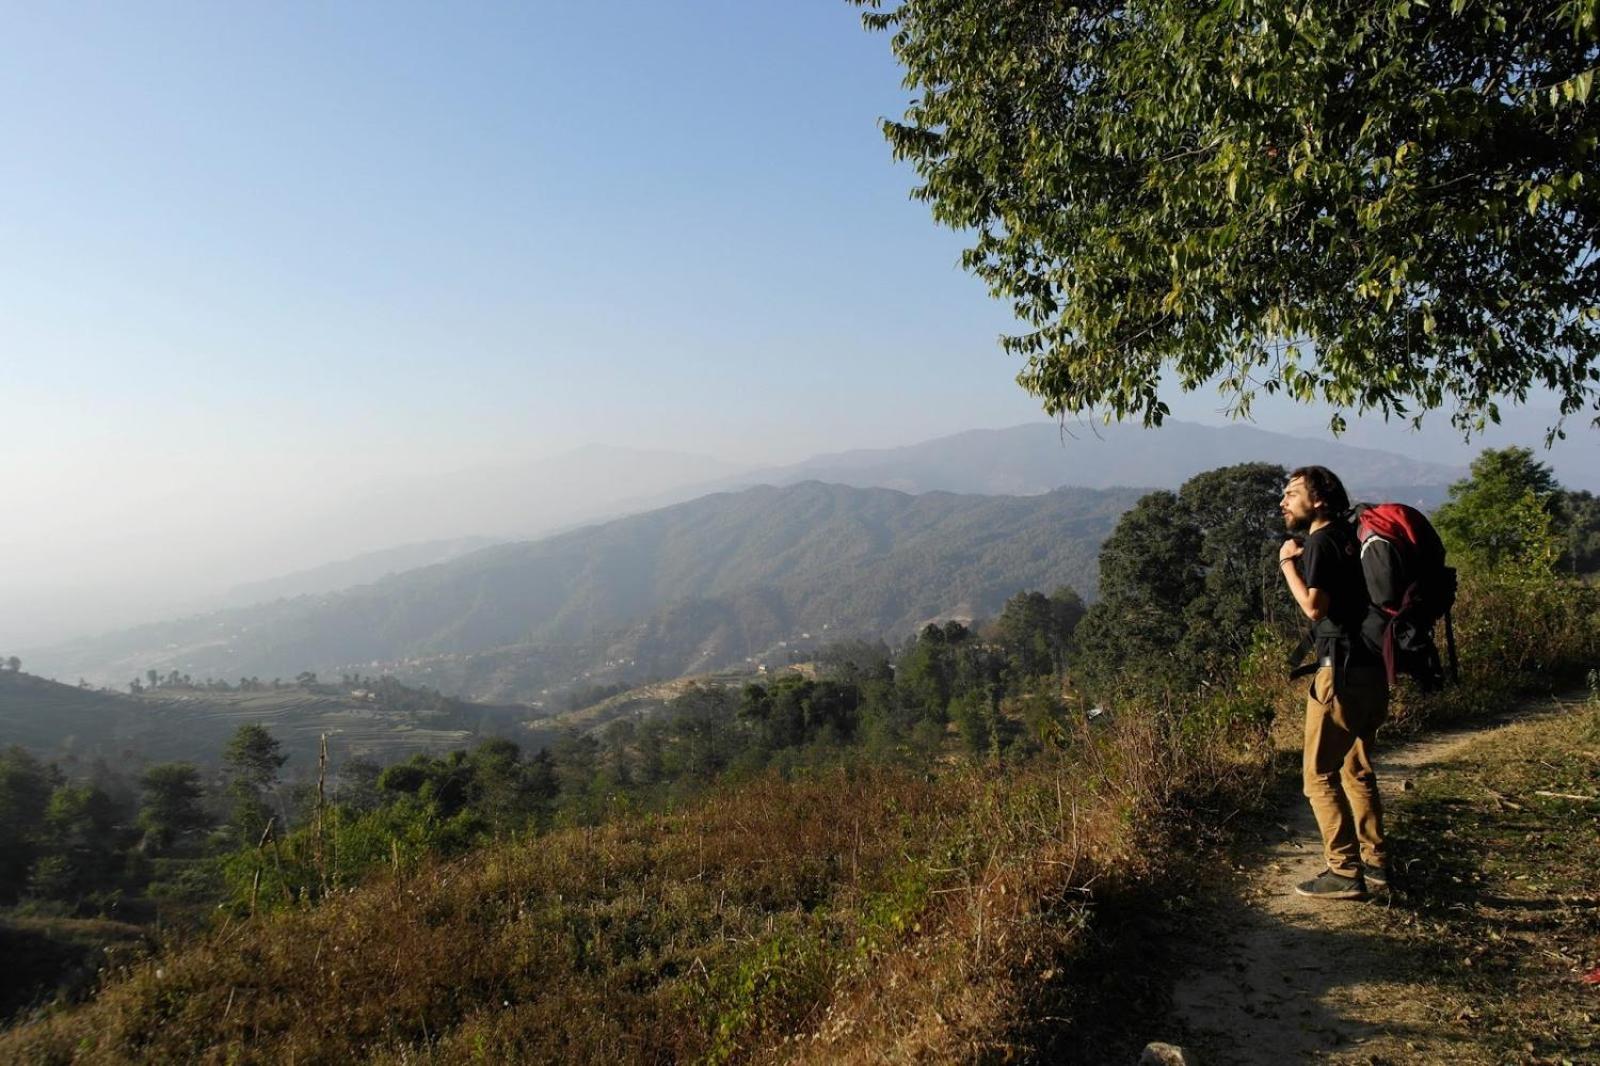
[1278,466,1389,900]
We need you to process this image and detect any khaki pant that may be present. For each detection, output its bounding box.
[1303,664,1388,877]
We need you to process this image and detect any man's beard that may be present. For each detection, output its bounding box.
[1283,510,1311,532]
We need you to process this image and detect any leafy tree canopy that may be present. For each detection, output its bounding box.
[855,0,1600,433]
[1555,488,1600,573]
[993,587,1085,679]
[1431,445,1596,572]
[1073,464,1290,693]
[0,746,58,900]
[137,763,208,853]
[223,724,288,790]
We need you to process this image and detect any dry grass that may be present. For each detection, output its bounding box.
[1365,698,1600,1064]
[4,571,1591,1064]
[0,704,1264,1065]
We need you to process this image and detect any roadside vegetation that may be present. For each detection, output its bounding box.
[1,450,1596,1062]
[1374,685,1600,1063]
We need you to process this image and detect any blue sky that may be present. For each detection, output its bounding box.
[1,2,1594,645]
[2,1,1044,470]
[1,1,1049,640]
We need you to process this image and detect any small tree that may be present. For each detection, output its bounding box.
[1073,490,1204,692]
[1072,464,1291,696]
[1554,490,1600,574]
[994,587,1085,681]
[336,757,384,814]
[1434,448,1563,573]
[896,623,962,722]
[31,783,121,903]
[137,763,208,853]
[0,746,57,901]
[223,724,287,842]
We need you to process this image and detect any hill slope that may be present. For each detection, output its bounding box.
[209,537,503,610]
[29,483,1142,701]
[0,670,529,769]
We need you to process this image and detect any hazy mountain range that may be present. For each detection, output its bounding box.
[16,419,1481,703]
[178,419,1466,618]
[1284,405,1599,494]
[0,444,747,651]
[212,537,504,610]
[726,419,1466,497]
[26,482,1141,701]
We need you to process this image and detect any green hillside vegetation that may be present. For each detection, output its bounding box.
[3,456,1596,1061]
[0,585,1086,1026]
[30,483,1143,702]
[529,673,749,736]
[0,673,159,759]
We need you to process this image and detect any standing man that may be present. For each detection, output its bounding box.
[1278,466,1389,900]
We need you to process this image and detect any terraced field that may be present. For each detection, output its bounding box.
[528,671,752,738]
[0,671,534,774]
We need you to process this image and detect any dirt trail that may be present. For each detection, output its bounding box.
[1167,698,1573,1065]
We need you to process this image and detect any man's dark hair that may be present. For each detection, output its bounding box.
[1289,465,1351,517]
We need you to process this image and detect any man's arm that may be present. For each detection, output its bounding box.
[1279,540,1331,622]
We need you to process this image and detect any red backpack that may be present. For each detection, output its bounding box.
[1351,502,1459,691]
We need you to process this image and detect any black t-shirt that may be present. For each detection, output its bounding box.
[1298,520,1375,663]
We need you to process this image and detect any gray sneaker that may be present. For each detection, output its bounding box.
[1361,862,1389,888]
[1295,868,1368,900]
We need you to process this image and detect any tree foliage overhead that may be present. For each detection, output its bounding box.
[855,0,1600,432]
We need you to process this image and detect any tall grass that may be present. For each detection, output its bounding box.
[0,705,1268,1064]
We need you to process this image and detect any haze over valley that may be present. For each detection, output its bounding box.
[4,4,1599,1058]
[18,418,1472,708]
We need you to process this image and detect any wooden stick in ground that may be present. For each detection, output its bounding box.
[328,747,339,890]
[250,818,275,916]
[314,733,328,893]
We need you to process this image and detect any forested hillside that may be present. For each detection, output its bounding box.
[4,455,1594,1062]
[30,483,1143,701]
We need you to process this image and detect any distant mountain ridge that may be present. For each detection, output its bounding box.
[211,537,504,609]
[30,482,1144,701]
[737,419,1465,496]
[156,420,1461,615]
[585,420,1460,539]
